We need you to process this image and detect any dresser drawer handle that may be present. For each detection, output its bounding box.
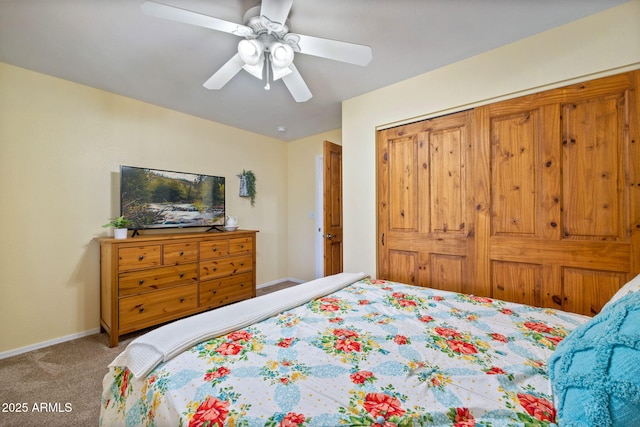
[139,279,145,285]
[212,247,217,252]
[179,251,184,256]
[179,297,184,303]
[213,267,217,271]
[211,290,217,294]
[240,262,245,267]
[138,255,144,261]
[239,244,244,249]
[139,307,145,313]
[240,282,244,287]
[179,273,184,278]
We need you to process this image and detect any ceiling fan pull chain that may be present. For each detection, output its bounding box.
[264,56,271,90]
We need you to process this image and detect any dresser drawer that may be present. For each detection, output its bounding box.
[118,263,198,296]
[118,245,161,271]
[164,242,198,265]
[229,237,253,255]
[199,255,253,281]
[119,283,198,332]
[199,240,228,260]
[199,272,254,309]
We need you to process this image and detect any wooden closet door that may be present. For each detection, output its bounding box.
[480,72,640,315]
[377,71,639,316]
[378,111,484,295]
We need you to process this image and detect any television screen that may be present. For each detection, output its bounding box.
[120,165,225,230]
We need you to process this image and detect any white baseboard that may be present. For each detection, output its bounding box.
[257,277,305,289]
[0,327,101,360]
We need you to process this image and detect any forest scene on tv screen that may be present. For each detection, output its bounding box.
[121,167,225,229]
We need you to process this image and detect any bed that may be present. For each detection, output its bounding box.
[100,272,640,426]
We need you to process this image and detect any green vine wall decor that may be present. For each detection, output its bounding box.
[238,170,256,206]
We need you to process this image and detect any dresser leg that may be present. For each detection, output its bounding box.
[108,333,119,348]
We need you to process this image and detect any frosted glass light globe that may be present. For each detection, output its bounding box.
[238,39,264,66]
[270,42,293,68]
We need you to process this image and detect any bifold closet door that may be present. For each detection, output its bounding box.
[377,110,485,296]
[377,71,640,316]
[480,71,640,315]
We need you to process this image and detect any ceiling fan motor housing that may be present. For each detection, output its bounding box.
[243,6,294,52]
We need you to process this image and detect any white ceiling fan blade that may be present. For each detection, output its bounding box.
[281,63,312,103]
[285,33,372,66]
[260,0,294,32]
[203,53,244,90]
[141,1,253,37]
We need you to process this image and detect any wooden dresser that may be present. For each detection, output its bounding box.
[98,230,257,347]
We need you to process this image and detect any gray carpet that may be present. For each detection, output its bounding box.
[0,281,299,427]
[0,331,140,427]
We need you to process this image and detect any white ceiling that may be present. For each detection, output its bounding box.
[0,0,629,141]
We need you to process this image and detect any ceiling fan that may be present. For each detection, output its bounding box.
[141,0,373,102]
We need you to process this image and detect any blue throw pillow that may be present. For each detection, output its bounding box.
[549,291,640,426]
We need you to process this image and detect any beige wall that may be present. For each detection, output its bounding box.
[342,0,640,276]
[0,62,289,354]
[286,130,342,282]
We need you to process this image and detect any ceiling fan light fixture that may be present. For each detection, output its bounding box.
[238,39,264,66]
[270,42,294,68]
[242,61,264,80]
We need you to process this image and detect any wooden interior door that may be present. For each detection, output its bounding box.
[378,111,481,294]
[323,140,343,276]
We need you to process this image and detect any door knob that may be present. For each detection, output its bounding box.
[324,233,335,239]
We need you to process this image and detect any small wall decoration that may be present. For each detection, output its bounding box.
[238,170,256,206]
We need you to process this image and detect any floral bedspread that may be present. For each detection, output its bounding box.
[100,278,588,426]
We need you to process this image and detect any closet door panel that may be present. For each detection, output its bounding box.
[388,135,420,231]
[378,111,475,293]
[430,126,466,233]
[561,95,625,240]
[491,261,542,307]
[630,70,640,276]
[486,72,637,313]
[562,268,626,316]
[388,250,419,286]
[429,254,465,293]
[491,110,539,236]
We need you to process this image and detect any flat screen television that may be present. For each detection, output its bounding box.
[120,165,225,230]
